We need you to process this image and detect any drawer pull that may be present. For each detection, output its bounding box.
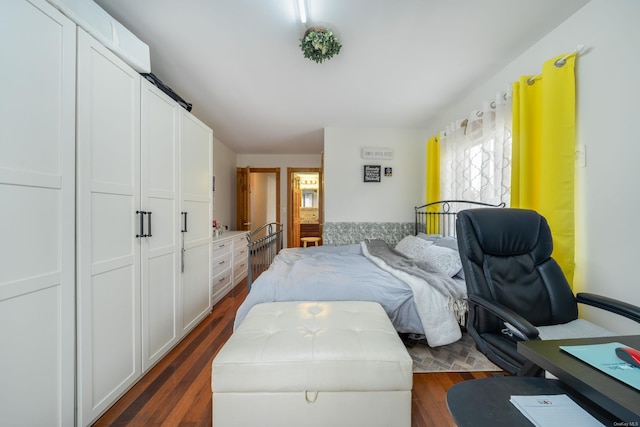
[218,260,225,265]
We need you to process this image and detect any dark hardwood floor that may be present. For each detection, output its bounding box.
[94,279,498,426]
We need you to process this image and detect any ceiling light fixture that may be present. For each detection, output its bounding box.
[298,0,307,24]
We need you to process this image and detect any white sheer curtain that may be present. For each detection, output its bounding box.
[440,90,512,206]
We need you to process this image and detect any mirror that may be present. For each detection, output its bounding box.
[302,189,318,207]
[298,172,319,208]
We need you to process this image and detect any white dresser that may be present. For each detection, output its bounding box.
[211,231,249,306]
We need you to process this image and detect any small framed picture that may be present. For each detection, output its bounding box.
[363,165,381,182]
[384,167,393,177]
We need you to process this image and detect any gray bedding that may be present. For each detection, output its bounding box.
[234,242,466,346]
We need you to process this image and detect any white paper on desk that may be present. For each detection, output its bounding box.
[509,394,603,427]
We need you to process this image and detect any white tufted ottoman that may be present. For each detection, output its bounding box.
[211,301,413,427]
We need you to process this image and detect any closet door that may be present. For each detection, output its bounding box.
[76,28,142,426]
[180,111,213,333]
[0,1,76,425]
[141,79,181,371]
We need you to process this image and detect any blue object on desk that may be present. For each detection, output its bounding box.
[560,342,640,391]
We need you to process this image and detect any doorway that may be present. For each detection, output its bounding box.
[287,168,323,248]
[236,167,281,234]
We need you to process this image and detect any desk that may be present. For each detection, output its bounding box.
[446,376,616,426]
[518,335,640,422]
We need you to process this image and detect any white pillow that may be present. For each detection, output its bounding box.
[416,232,442,242]
[395,235,434,259]
[420,245,463,277]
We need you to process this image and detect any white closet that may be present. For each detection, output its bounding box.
[76,29,212,426]
[140,79,181,372]
[76,27,144,424]
[3,3,214,425]
[180,112,214,334]
[0,0,76,425]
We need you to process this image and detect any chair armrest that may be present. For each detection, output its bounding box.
[468,294,540,340]
[576,293,640,323]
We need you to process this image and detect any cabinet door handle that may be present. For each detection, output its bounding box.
[147,211,152,237]
[181,212,188,233]
[136,210,146,238]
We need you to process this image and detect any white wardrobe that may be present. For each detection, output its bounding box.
[0,1,76,425]
[1,1,214,425]
[76,29,213,425]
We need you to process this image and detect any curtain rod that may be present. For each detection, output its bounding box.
[527,44,585,85]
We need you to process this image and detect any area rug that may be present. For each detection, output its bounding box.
[403,333,501,373]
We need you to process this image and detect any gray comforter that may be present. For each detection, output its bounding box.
[234,242,466,346]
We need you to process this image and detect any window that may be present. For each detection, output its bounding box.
[440,94,512,206]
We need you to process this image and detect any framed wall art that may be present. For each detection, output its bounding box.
[363,165,381,182]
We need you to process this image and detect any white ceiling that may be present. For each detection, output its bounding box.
[95,0,590,155]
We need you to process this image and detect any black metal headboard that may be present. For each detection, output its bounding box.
[414,200,506,237]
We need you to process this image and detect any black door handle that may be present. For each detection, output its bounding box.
[136,210,145,238]
[181,212,188,233]
[147,211,152,237]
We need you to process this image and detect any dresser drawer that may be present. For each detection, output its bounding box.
[211,268,232,292]
[233,242,248,260]
[211,252,232,274]
[234,256,248,277]
[232,233,247,247]
[211,239,233,259]
[234,262,248,284]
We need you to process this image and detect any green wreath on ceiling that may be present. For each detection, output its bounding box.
[300,27,342,63]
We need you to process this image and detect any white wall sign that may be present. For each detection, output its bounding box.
[362,147,393,160]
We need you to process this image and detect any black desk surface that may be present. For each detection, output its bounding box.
[446,376,616,426]
[518,335,640,423]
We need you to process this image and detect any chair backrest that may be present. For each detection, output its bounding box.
[456,208,578,334]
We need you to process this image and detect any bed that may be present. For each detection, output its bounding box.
[237,200,504,347]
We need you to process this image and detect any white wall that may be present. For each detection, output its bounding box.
[424,0,640,335]
[324,128,427,222]
[212,136,237,230]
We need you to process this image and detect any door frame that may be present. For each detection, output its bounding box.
[236,167,281,232]
[287,167,323,248]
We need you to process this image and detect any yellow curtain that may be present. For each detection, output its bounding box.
[426,135,440,203]
[511,53,576,285]
[425,135,440,233]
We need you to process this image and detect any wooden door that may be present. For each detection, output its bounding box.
[236,166,251,231]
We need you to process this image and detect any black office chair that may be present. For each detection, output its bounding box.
[456,208,640,376]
